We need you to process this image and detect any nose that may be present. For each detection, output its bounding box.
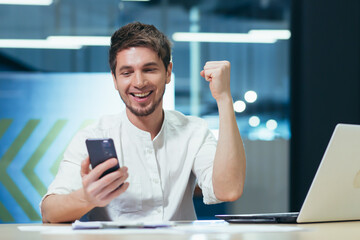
[133,71,147,89]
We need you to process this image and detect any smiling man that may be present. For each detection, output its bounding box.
[112,46,171,139]
[40,22,246,223]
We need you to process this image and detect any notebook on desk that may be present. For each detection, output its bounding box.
[216,123,360,224]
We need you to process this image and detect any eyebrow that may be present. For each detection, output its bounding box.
[143,62,160,68]
[118,62,160,73]
[118,65,132,72]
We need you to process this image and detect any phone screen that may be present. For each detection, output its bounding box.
[85,138,120,178]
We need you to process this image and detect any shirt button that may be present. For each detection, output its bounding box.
[157,208,161,213]
[146,148,153,154]
[153,179,159,184]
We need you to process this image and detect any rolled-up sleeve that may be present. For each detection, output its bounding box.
[39,130,89,208]
[192,130,222,205]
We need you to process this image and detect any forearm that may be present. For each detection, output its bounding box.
[212,95,246,201]
[41,189,94,223]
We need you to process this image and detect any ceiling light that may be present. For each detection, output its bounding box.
[248,30,291,40]
[0,39,81,49]
[233,100,246,113]
[244,90,258,103]
[266,119,278,130]
[172,32,276,44]
[249,116,260,127]
[0,36,111,49]
[47,36,110,46]
[172,29,290,44]
[0,0,53,5]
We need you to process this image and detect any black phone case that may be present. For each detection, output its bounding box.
[85,138,119,178]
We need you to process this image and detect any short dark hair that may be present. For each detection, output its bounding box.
[109,22,172,75]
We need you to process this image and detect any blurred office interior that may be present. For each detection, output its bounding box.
[0,0,359,223]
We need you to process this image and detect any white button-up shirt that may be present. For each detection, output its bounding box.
[42,110,221,221]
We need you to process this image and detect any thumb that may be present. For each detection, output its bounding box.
[81,157,91,177]
[200,70,205,78]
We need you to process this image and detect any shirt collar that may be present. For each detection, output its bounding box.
[121,110,166,141]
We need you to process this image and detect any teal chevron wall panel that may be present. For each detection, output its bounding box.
[0,73,125,223]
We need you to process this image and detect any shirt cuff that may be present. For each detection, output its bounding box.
[201,179,223,205]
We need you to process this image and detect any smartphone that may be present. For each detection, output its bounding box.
[85,138,120,178]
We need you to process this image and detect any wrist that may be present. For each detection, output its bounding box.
[77,188,96,210]
[216,93,233,108]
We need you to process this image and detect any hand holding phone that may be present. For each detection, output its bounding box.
[85,138,120,178]
[82,138,128,207]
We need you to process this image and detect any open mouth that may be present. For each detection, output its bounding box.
[131,91,152,98]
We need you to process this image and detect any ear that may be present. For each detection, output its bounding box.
[111,72,118,90]
[165,62,173,84]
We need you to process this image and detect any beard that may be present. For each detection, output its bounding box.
[119,86,166,117]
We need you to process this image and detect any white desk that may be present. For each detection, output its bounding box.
[2,221,360,240]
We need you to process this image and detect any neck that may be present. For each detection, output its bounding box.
[126,105,164,140]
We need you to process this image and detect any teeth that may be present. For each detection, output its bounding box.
[133,92,151,98]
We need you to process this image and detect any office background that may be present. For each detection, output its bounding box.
[0,0,359,223]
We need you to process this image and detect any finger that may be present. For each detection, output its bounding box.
[104,182,130,200]
[204,60,229,66]
[84,172,123,200]
[203,61,223,69]
[203,61,230,71]
[120,166,128,173]
[89,158,119,181]
[81,157,91,177]
[99,166,128,184]
[97,172,129,200]
[100,167,128,186]
[201,70,214,81]
[89,166,128,194]
[96,182,129,206]
[84,164,127,198]
[202,70,215,82]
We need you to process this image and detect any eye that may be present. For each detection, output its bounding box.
[144,68,156,73]
[121,71,131,76]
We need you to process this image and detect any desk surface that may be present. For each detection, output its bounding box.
[2,221,360,240]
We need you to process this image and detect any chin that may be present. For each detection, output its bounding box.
[128,105,156,117]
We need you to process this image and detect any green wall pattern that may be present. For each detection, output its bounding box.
[23,120,68,197]
[0,120,41,221]
[0,118,94,222]
[0,72,121,223]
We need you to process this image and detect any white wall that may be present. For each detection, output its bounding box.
[228,139,290,214]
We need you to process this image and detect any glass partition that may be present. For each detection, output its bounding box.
[0,0,291,222]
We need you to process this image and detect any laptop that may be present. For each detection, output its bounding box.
[216,123,360,223]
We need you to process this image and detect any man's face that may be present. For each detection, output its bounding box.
[112,47,172,117]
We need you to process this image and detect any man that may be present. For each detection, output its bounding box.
[41,22,246,223]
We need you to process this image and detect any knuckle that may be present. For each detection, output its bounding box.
[101,176,112,186]
[82,177,89,187]
[95,163,109,175]
[86,188,96,198]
